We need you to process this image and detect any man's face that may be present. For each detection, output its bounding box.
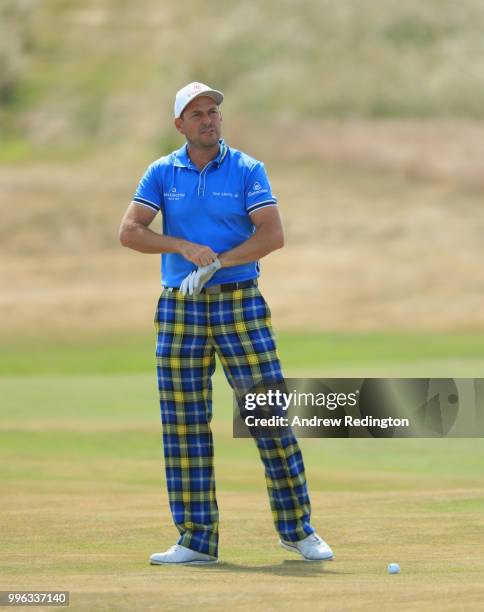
[174,96,222,149]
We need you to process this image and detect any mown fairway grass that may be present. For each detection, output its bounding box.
[1,332,484,611]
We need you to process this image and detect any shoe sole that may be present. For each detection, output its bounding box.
[279,540,334,562]
[150,558,218,566]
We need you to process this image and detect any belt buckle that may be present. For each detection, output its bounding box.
[204,284,222,294]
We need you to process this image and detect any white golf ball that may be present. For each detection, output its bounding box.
[387,563,400,574]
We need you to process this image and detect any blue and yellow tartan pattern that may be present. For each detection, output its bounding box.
[154,285,314,557]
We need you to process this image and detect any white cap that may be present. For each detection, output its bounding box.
[174,82,224,118]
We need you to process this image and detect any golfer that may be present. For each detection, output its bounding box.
[119,82,334,565]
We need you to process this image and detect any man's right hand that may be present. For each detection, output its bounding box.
[177,240,218,267]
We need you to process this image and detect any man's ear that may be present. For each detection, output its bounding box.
[174,117,184,134]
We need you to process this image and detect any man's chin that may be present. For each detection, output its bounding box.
[200,136,220,148]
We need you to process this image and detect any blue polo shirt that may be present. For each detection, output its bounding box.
[132,139,278,287]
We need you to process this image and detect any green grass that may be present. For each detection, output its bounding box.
[1,332,484,610]
[2,330,484,376]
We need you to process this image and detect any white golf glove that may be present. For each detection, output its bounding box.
[179,258,222,296]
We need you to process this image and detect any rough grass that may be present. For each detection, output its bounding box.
[2,124,484,333]
[3,0,484,158]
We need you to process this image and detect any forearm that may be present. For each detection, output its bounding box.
[219,225,284,268]
[119,221,184,254]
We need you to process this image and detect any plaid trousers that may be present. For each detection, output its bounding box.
[154,285,314,557]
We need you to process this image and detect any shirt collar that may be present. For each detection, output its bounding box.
[173,139,227,169]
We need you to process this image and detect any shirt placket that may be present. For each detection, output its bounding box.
[197,160,216,198]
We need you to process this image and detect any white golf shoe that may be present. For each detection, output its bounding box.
[280,533,334,561]
[150,544,218,565]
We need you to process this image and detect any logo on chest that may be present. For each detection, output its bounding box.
[164,187,186,201]
[212,191,239,198]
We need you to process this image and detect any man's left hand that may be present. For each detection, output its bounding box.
[179,258,222,296]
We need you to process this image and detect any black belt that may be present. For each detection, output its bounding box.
[167,279,257,294]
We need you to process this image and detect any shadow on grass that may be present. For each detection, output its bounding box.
[180,560,351,577]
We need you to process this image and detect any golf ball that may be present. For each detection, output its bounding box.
[387,563,400,574]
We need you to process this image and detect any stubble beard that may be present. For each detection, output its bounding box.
[191,127,221,150]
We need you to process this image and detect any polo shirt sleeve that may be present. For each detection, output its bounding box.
[245,162,277,215]
[132,163,162,213]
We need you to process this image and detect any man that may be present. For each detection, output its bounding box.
[119,82,334,565]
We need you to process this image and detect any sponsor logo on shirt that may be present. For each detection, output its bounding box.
[248,181,268,197]
[164,187,186,201]
[212,191,239,198]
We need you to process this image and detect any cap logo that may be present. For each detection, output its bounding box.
[175,82,223,117]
